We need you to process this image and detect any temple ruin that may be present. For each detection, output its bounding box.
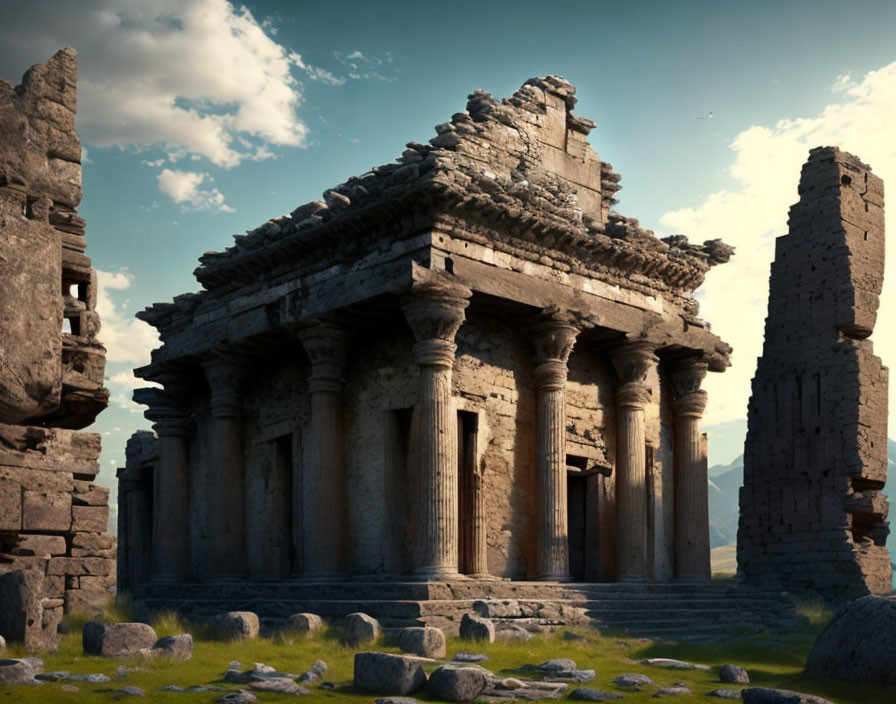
[739,146,891,599]
[0,49,114,649]
[120,75,743,628]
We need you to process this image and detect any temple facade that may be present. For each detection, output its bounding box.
[119,76,733,608]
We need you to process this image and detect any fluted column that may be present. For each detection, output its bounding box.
[402,278,471,579]
[203,355,247,580]
[612,341,658,582]
[470,465,488,577]
[531,311,580,581]
[299,321,350,580]
[147,390,192,582]
[671,358,711,582]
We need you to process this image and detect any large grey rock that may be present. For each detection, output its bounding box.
[353,652,426,695]
[82,622,158,657]
[453,653,487,662]
[217,691,257,703]
[570,690,623,702]
[288,613,324,634]
[398,627,446,658]
[218,612,259,639]
[612,673,653,690]
[709,690,743,700]
[804,595,896,687]
[719,663,749,684]
[298,659,327,684]
[642,657,710,671]
[459,613,495,643]
[653,684,691,696]
[152,634,193,661]
[741,689,836,704]
[0,570,57,652]
[343,612,380,646]
[427,664,487,702]
[249,678,311,694]
[0,658,41,685]
[536,658,578,672]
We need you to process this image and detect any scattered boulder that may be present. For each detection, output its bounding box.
[804,595,896,687]
[536,658,578,672]
[343,612,381,647]
[353,652,426,695]
[741,689,836,704]
[495,622,533,641]
[249,679,311,694]
[454,653,488,662]
[612,673,653,691]
[374,699,421,704]
[82,622,158,657]
[152,634,193,661]
[217,691,257,703]
[288,613,324,634]
[459,613,495,643]
[709,690,743,700]
[0,570,58,652]
[0,658,42,685]
[35,671,69,682]
[653,684,691,697]
[427,664,487,702]
[642,657,710,671]
[569,690,623,702]
[298,659,327,684]
[68,673,111,682]
[398,627,446,658]
[719,664,750,684]
[116,686,146,697]
[218,612,259,640]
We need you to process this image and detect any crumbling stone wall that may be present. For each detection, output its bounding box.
[739,146,891,599]
[0,49,114,648]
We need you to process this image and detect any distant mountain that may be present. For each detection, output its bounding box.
[708,442,896,559]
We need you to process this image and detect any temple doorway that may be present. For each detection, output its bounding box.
[567,472,587,581]
[457,411,479,574]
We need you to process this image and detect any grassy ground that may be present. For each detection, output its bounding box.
[0,605,890,704]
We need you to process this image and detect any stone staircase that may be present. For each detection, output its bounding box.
[134,580,805,639]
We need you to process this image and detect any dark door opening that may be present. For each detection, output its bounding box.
[567,472,587,581]
[457,411,478,574]
[273,434,295,578]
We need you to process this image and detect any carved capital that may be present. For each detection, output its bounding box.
[202,354,244,418]
[135,386,192,436]
[611,340,657,409]
[670,358,709,418]
[529,308,580,391]
[401,278,471,347]
[299,320,350,393]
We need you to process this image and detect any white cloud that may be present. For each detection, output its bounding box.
[95,269,160,366]
[334,49,395,82]
[157,168,233,211]
[662,60,896,435]
[0,0,308,168]
[108,370,159,413]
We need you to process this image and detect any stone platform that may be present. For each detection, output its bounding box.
[133,580,803,639]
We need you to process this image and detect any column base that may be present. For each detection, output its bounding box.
[412,565,464,581]
[537,573,573,582]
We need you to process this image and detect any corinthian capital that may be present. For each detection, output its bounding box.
[298,319,350,392]
[529,308,581,391]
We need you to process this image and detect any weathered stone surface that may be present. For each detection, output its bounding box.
[342,612,380,646]
[0,570,57,652]
[536,658,578,672]
[353,652,427,695]
[288,613,324,633]
[82,622,158,657]
[298,659,327,684]
[804,595,896,686]
[741,688,835,704]
[459,613,495,642]
[719,664,750,684]
[653,684,690,696]
[613,673,653,690]
[642,658,709,671]
[427,664,487,702]
[398,627,446,658]
[217,691,257,703]
[0,658,41,685]
[709,690,743,700]
[218,612,259,640]
[152,634,193,662]
[249,678,311,694]
[454,653,488,662]
[739,147,891,600]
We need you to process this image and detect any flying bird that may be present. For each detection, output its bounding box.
[695,111,714,120]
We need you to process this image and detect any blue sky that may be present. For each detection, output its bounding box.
[1,0,895,502]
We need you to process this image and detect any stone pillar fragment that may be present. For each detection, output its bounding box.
[145,383,192,582]
[671,359,710,582]
[530,311,580,581]
[402,278,471,579]
[202,355,246,580]
[612,341,657,582]
[470,466,488,577]
[299,321,350,580]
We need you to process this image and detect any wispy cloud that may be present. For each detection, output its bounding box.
[334,49,395,82]
[662,60,896,434]
[156,168,233,212]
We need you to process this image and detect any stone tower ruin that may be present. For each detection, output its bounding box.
[0,49,114,649]
[739,146,891,599]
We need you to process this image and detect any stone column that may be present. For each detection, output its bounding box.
[146,387,192,582]
[298,321,350,580]
[402,279,471,579]
[671,358,711,582]
[203,355,247,580]
[470,466,488,577]
[612,341,657,582]
[530,311,580,581]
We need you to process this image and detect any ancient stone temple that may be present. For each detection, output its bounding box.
[0,49,114,648]
[121,76,736,626]
[739,147,891,600]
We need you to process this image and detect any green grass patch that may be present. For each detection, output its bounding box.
[2,625,893,703]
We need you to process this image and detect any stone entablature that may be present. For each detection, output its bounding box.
[0,49,114,648]
[122,77,730,600]
[739,147,891,599]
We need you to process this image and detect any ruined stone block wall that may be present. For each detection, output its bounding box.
[739,147,891,599]
[0,50,114,637]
